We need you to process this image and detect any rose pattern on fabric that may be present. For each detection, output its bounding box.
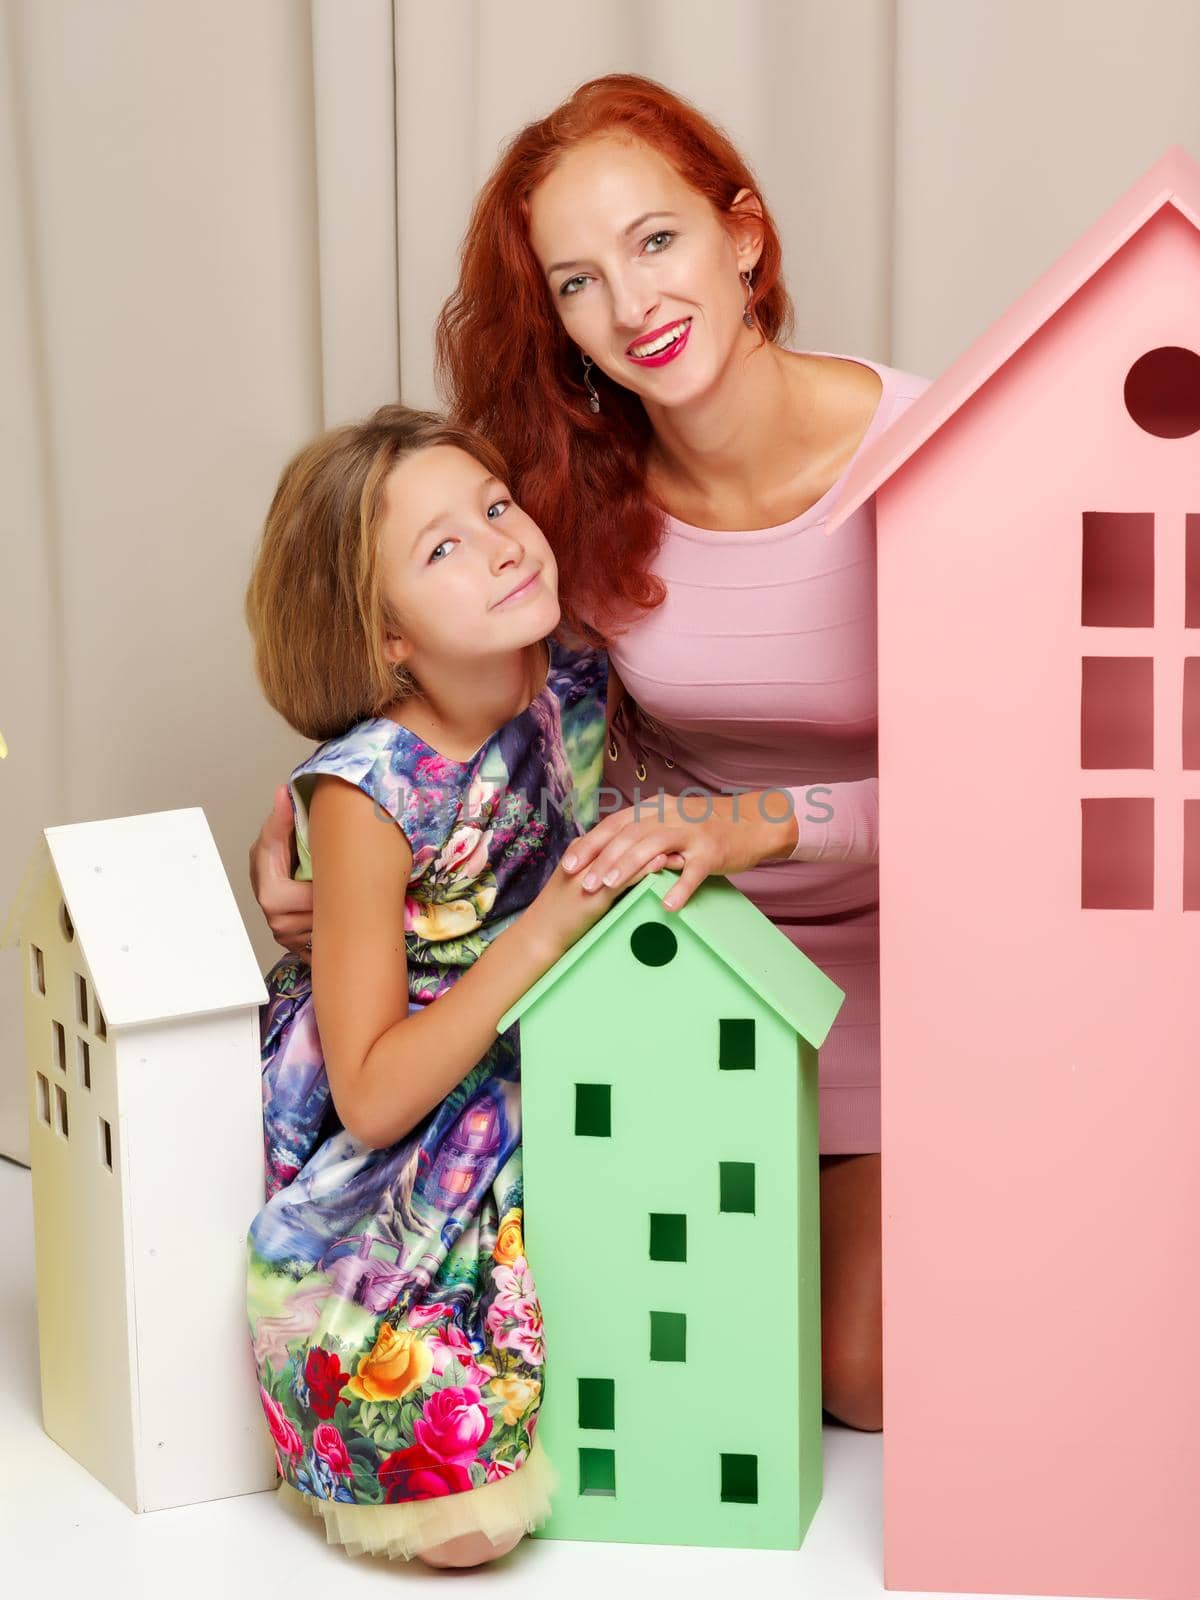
[345,1324,433,1404]
[304,1347,351,1420]
[246,638,608,1507]
[493,1207,524,1267]
[312,1423,353,1478]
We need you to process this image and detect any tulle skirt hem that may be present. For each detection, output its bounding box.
[275,1433,557,1562]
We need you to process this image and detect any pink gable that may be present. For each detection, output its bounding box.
[868,146,1200,1600]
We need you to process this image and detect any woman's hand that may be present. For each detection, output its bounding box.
[522,847,675,969]
[249,785,314,961]
[561,790,798,911]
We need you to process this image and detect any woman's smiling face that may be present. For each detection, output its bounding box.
[528,134,762,410]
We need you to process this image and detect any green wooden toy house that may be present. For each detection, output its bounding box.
[497,868,845,1550]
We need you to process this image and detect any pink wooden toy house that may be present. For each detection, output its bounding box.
[826,145,1200,1600]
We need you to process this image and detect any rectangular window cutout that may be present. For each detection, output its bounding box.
[75,973,88,1028]
[720,1452,759,1505]
[574,1083,611,1137]
[30,944,45,996]
[99,1116,114,1171]
[94,1002,107,1042]
[1081,657,1153,768]
[1081,511,1154,626]
[649,1212,687,1261]
[36,1072,50,1126]
[649,1310,687,1362]
[578,1377,615,1430]
[1081,798,1153,909]
[719,1018,756,1070]
[1184,659,1200,769]
[719,1161,756,1214]
[1187,515,1200,627]
[54,1083,69,1139]
[77,1038,91,1090]
[52,1019,66,1074]
[579,1447,616,1496]
[1184,801,1200,910]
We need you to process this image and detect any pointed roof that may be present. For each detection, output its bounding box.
[825,144,1200,536]
[499,869,844,1048]
[34,807,267,1028]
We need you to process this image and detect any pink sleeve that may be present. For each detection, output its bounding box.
[784,778,878,865]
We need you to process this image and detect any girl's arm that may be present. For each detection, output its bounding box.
[308,773,654,1150]
[249,784,314,959]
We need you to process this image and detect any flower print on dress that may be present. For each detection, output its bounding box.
[426,1322,494,1386]
[413,1385,493,1464]
[485,1256,545,1367]
[345,1325,433,1403]
[490,1374,540,1426]
[304,1348,351,1420]
[313,1422,354,1479]
[260,1387,303,1460]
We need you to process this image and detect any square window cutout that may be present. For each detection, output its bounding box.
[649,1212,687,1261]
[579,1447,616,1496]
[720,1453,758,1504]
[575,1083,611,1137]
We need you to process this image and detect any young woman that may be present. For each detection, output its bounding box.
[251,75,933,1432]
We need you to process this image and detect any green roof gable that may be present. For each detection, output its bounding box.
[498,869,845,1048]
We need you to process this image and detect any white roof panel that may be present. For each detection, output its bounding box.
[42,807,268,1027]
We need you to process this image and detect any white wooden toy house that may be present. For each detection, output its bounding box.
[18,807,275,1512]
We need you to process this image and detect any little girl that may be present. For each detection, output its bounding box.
[242,405,673,1568]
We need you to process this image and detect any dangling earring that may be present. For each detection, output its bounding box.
[581,352,600,413]
[741,268,755,328]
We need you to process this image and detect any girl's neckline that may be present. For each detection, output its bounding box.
[364,635,557,770]
[658,350,894,545]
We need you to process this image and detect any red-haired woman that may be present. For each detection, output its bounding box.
[251,74,932,1433]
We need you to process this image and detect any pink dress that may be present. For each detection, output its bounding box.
[605,352,932,1154]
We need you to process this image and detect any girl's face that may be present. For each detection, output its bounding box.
[377,445,559,676]
[528,134,761,412]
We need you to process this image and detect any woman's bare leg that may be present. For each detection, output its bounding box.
[818,1152,883,1431]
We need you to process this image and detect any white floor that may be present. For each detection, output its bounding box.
[0,1152,1071,1600]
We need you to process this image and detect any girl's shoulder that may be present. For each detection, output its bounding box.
[543,634,609,833]
[547,630,604,700]
[285,716,452,883]
[545,632,608,716]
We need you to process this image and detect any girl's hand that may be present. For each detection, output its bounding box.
[249,785,315,961]
[524,848,676,968]
[561,791,794,911]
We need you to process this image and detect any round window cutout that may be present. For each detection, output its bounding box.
[59,899,75,942]
[630,921,677,967]
[1124,346,1200,438]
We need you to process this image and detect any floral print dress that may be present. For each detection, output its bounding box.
[245,636,607,1555]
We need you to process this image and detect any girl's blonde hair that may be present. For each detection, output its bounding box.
[245,404,511,741]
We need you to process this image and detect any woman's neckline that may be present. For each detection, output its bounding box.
[364,635,556,770]
[659,351,893,545]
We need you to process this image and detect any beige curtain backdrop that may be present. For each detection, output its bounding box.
[2,0,1197,1163]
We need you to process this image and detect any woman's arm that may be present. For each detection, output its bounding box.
[785,777,878,865]
[561,784,798,910]
[249,785,314,959]
[560,773,878,909]
[308,774,663,1150]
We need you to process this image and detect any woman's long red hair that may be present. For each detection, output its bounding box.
[434,73,793,644]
